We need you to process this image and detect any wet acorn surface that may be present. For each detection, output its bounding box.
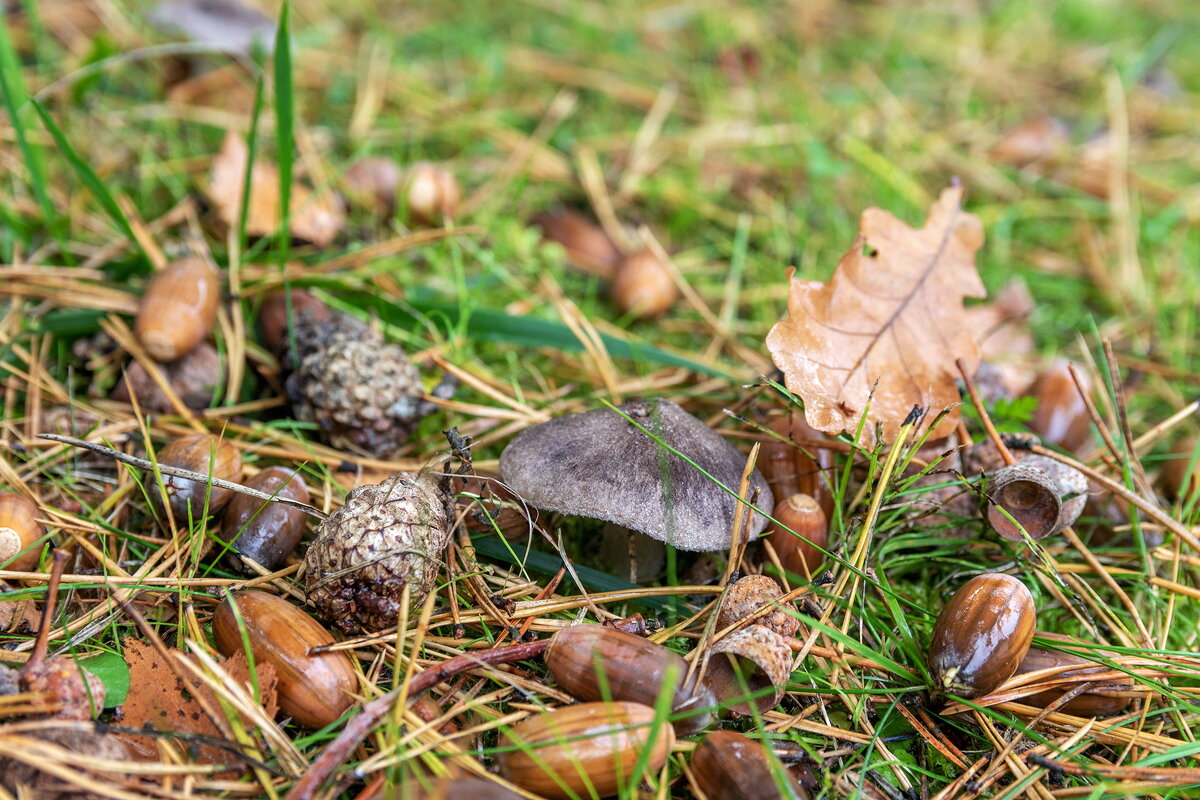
[691,730,811,800]
[1014,634,1133,716]
[928,573,1036,699]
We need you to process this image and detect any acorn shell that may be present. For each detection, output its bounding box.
[0,493,46,571]
[149,434,243,521]
[545,624,715,734]
[532,209,621,279]
[928,573,1036,698]
[393,777,523,800]
[404,162,460,224]
[986,455,1087,541]
[495,701,674,800]
[212,590,357,728]
[135,258,220,362]
[1029,361,1091,452]
[759,414,835,520]
[691,730,810,800]
[219,467,309,570]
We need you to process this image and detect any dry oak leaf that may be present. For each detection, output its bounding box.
[207,131,344,247]
[766,184,985,447]
[117,638,277,767]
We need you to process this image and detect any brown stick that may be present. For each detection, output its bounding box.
[956,358,1013,466]
[27,549,70,670]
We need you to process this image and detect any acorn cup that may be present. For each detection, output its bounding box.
[0,493,48,571]
[691,730,812,800]
[717,575,800,637]
[928,573,1036,699]
[218,467,309,571]
[494,701,675,800]
[986,454,1087,541]
[544,624,716,734]
[701,624,793,715]
[1012,633,1133,716]
[212,590,357,728]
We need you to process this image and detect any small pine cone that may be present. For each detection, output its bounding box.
[285,311,428,457]
[304,470,454,633]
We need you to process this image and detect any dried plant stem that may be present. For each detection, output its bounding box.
[956,358,1013,466]
[37,433,327,518]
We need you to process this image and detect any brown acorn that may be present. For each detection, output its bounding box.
[343,156,403,216]
[258,290,332,356]
[691,730,811,800]
[758,413,835,520]
[611,249,678,319]
[111,342,223,412]
[1013,633,1133,716]
[769,494,828,579]
[303,470,454,633]
[717,575,800,637]
[1163,436,1200,501]
[1029,361,1092,452]
[149,434,244,522]
[212,590,357,728]
[494,702,675,800]
[219,467,309,571]
[135,258,220,362]
[545,624,716,734]
[0,493,47,571]
[928,573,1036,698]
[404,162,460,224]
[532,209,622,279]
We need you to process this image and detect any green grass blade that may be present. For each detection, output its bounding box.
[0,12,58,237]
[30,98,148,267]
[273,2,294,265]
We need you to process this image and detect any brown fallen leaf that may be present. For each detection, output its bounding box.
[207,131,345,248]
[117,638,278,767]
[766,184,985,447]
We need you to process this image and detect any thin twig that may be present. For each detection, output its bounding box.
[37,433,328,519]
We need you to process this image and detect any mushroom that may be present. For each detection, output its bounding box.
[149,0,276,56]
[499,399,773,553]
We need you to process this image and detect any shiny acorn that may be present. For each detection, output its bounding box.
[219,467,309,571]
[135,258,220,362]
[611,249,677,319]
[149,434,243,522]
[212,590,357,728]
[545,624,716,734]
[691,730,811,800]
[0,493,47,571]
[928,573,1036,698]
[495,701,674,800]
[769,494,828,579]
[1014,633,1133,716]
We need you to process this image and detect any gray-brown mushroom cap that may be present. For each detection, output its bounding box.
[499,398,774,551]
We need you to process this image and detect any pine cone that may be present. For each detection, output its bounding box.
[284,310,428,457]
[304,470,454,633]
